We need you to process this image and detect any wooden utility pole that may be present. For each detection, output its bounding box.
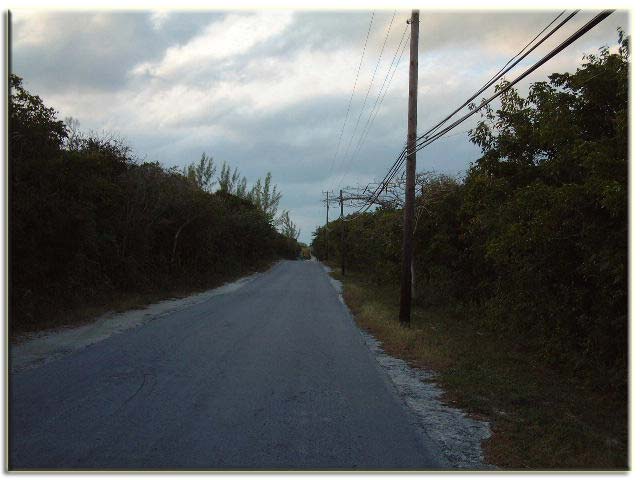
[324,191,330,261]
[399,9,419,326]
[340,189,345,276]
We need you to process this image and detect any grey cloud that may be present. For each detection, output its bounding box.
[265,11,386,56]
[418,10,628,54]
[10,9,628,243]
[11,11,222,94]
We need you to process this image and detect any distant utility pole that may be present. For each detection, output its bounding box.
[323,191,330,261]
[340,189,345,276]
[399,9,420,326]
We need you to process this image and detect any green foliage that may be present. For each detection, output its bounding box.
[312,34,628,392]
[185,157,291,228]
[218,160,246,196]
[249,172,282,225]
[183,152,216,192]
[279,210,300,240]
[464,33,628,381]
[9,74,67,169]
[9,76,298,332]
[312,208,402,285]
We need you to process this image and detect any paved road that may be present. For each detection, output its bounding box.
[10,260,445,470]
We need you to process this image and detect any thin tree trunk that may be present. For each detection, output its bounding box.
[171,217,197,266]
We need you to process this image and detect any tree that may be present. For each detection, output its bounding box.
[249,172,282,225]
[218,160,248,197]
[464,30,628,371]
[279,210,300,240]
[234,176,248,199]
[183,153,216,192]
[63,116,82,151]
[9,74,67,165]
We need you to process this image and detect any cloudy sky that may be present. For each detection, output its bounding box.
[11,8,628,243]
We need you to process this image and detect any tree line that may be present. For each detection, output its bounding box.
[9,74,300,332]
[312,32,628,394]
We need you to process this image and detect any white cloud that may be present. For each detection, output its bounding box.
[216,46,361,113]
[12,10,56,47]
[132,11,294,78]
[150,10,171,30]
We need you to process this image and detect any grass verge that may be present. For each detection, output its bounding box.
[329,266,627,470]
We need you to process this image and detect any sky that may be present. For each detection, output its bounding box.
[10,8,628,244]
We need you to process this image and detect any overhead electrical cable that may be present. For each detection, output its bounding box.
[358,9,613,215]
[348,26,411,170]
[363,10,579,205]
[360,9,582,211]
[413,9,578,148]
[327,11,376,177]
[337,21,409,188]
[336,10,397,186]
[408,9,612,157]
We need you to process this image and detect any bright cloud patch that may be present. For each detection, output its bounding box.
[132,11,294,78]
[150,10,171,30]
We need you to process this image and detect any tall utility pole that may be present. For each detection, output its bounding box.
[323,191,330,261]
[399,10,419,326]
[340,189,345,276]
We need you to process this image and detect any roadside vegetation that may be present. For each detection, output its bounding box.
[314,33,628,469]
[9,74,301,334]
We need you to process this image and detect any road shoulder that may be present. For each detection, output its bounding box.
[323,265,494,469]
[10,266,270,373]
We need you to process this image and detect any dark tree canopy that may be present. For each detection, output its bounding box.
[9,75,300,332]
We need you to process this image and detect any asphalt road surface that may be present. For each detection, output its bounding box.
[10,260,446,470]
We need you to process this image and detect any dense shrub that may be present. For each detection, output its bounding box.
[9,74,298,332]
[312,34,628,390]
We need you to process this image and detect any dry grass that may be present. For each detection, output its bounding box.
[331,267,628,470]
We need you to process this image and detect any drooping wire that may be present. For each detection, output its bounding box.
[328,11,376,178]
[336,21,409,189]
[362,10,580,211]
[357,9,613,215]
[413,9,578,148]
[408,10,612,157]
[363,10,578,206]
[349,25,411,171]
[335,10,397,187]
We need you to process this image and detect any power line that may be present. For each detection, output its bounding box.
[408,9,613,157]
[349,25,411,172]
[328,12,375,178]
[413,9,579,148]
[336,21,409,189]
[470,10,569,106]
[356,9,613,215]
[362,9,582,210]
[335,10,397,187]
[367,10,578,203]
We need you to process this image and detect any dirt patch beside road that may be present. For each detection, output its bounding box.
[10,271,262,373]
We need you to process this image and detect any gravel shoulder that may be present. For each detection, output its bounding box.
[325,267,495,469]
[10,270,263,373]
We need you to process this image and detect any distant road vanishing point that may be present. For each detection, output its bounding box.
[10,260,446,470]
